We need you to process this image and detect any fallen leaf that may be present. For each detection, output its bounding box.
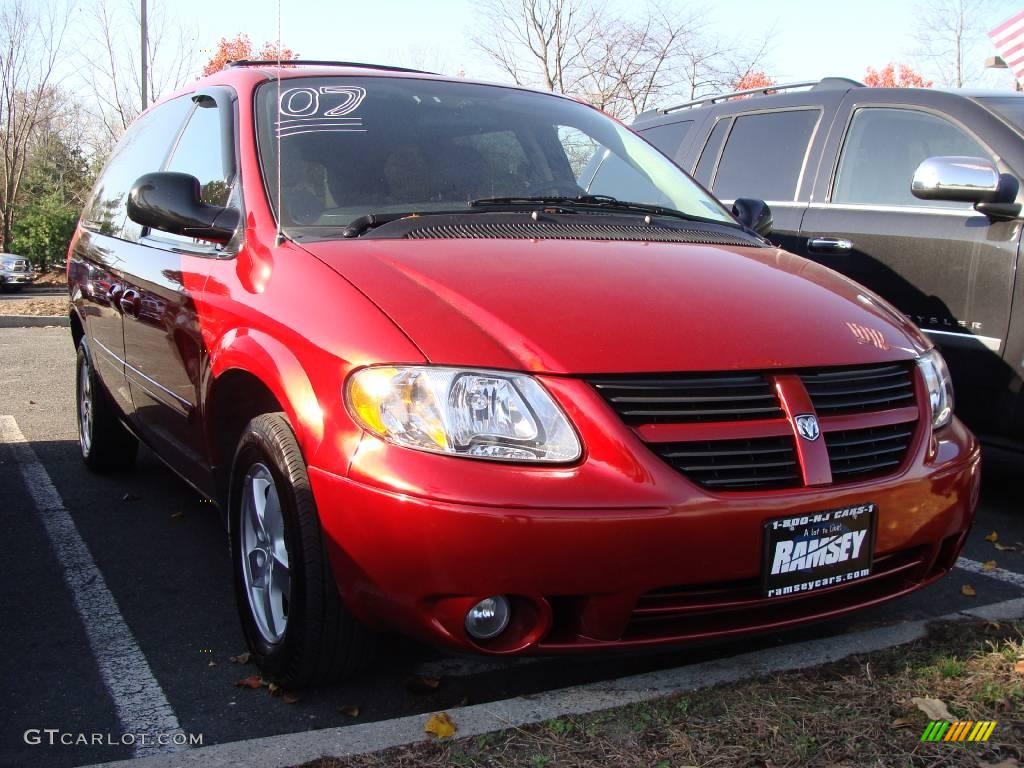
[169,511,184,519]
[407,675,442,694]
[994,542,1018,552]
[339,705,360,718]
[229,652,251,664]
[985,531,999,542]
[207,661,216,667]
[28,400,35,404]
[1013,661,1024,675]
[890,717,915,729]
[282,693,300,705]
[234,675,263,689]
[267,682,282,697]
[912,696,955,721]
[983,560,998,572]
[424,711,456,739]
[961,584,977,597]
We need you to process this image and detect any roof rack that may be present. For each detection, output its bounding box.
[225,60,436,75]
[651,77,863,116]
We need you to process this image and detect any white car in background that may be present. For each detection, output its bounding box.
[0,254,34,292]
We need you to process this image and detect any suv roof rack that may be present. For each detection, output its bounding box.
[649,77,863,117]
[225,60,435,75]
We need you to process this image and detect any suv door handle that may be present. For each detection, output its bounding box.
[119,289,140,317]
[807,237,854,253]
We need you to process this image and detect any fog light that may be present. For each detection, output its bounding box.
[464,596,511,640]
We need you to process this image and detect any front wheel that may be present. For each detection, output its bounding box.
[76,338,138,471]
[230,413,373,687]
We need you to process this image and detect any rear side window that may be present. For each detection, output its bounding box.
[83,97,192,239]
[638,120,693,160]
[712,109,819,202]
[832,108,991,208]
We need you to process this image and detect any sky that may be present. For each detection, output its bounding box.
[62,0,1024,102]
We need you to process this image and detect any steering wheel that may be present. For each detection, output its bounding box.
[524,181,584,198]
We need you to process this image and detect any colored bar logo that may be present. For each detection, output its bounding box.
[921,721,997,742]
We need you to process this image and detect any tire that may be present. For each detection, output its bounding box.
[76,338,138,471]
[230,413,373,687]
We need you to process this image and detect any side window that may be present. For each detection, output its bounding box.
[82,97,192,239]
[832,108,991,208]
[693,118,732,186]
[712,109,819,202]
[557,126,601,180]
[638,120,693,160]
[586,151,674,207]
[146,103,233,245]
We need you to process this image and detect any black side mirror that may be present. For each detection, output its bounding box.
[732,198,773,237]
[127,172,239,244]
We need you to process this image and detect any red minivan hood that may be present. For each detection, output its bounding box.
[303,238,927,373]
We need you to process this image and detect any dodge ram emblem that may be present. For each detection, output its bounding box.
[795,414,820,441]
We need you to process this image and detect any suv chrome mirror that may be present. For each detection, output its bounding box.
[911,156,1001,203]
[127,172,239,244]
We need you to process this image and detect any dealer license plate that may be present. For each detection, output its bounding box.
[763,503,876,598]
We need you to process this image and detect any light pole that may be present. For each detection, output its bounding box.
[140,0,148,109]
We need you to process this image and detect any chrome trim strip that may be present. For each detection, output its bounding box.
[807,202,980,217]
[124,361,193,415]
[91,337,125,366]
[921,328,1002,353]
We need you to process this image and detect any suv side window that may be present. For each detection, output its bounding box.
[693,118,732,186]
[82,97,192,239]
[832,107,991,208]
[145,103,233,245]
[712,109,819,202]
[638,120,693,160]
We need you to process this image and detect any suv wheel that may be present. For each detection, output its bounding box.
[76,338,138,471]
[230,413,373,687]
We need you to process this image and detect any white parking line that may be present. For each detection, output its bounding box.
[956,557,1024,589]
[0,416,186,757]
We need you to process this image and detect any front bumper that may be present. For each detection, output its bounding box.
[309,416,980,654]
[0,271,34,284]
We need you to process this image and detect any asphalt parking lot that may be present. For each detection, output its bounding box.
[2,326,1023,768]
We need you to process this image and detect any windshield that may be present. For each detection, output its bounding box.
[255,76,735,232]
[979,96,1024,135]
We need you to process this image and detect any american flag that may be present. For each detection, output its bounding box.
[989,10,1024,81]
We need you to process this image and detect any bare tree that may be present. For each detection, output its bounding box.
[473,0,600,93]
[80,0,197,151]
[914,0,990,87]
[0,0,68,251]
[473,0,773,118]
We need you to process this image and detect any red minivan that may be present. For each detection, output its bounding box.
[68,62,980,686]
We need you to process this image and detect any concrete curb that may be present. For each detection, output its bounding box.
[81,597,1024,768]
[0,315,69,328]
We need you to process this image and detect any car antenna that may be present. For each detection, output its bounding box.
[274,0,285,247]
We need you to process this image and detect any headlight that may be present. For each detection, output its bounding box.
[345,366,581,462]
[916,349,954,429]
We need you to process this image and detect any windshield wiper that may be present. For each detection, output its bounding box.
[468,194,714,225]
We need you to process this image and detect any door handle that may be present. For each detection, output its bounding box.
[119,289,140,317]
[807,237,854,253]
